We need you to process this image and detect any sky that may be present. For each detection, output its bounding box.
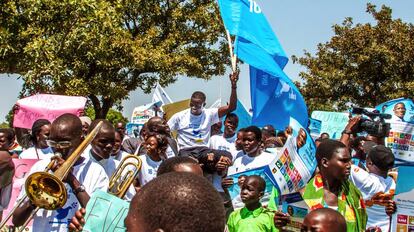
[1,0,414,122]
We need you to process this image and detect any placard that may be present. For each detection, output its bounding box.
[311,111,349,139]
[13,94,87,129]
[391,165,414,232]
[162,99,190,121]
[83,190,129,232]
[308,118,322,140]
[385,122,414,164]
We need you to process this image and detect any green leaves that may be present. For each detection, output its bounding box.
[1,0,228,118]
[296,4,414,112]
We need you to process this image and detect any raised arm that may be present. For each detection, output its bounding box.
[218,71,239,118]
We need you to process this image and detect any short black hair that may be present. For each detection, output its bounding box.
[244,126,262,142]
[131,172,225,232]
[247,175,266,192]
[145,132,168,151]
[350,136,366,149]
[88,119,115,134]
[225,113,239,123]
[157,156,199,176]
[0,128,15,143]
[316,139,346,165]
[262,125,276,137]
[31,119,51,145]
[191,91,206,102]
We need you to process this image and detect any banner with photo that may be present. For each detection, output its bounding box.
[385,121,414,164]
[279,192,309,232]
[308,118,322,140]
[227,117,317,208]
[391,165,414,232]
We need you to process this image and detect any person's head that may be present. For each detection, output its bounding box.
[47,113,83,158]
[140,123,149,139]
[243,126,262,155]
[31,119,51,149]
[316,139,351,182]
[264,137,284,149]
[320,133,330,140]
[190,91,207,115]
[147,117,168,135]
[237,175,247,187]
[366,145,394,174]
[144,133,168,159]
[393,102,406,119]
[0,151,15,188]
[125,172,225,232]
[0,128,15,150]
[111,130,122,156]
[157,156,202,176]
[210,121,222,136]
[88,119,115,160]
[287,206,294,216]
[261,125,276,142]
[350,136,366,155]
[365,134,382,145]
[79,116,92,137]
[235,128,245,151]
[115,122,126,138]
[223,113,239,138]
[301,208,346,232]
[296,128,307,149]
[240,175,265,206]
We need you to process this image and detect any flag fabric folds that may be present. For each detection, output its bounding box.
[152,83,173,106]
[218,0,308,129]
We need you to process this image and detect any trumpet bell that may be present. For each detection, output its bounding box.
[25,172,67,210]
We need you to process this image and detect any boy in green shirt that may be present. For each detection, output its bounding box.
[227,175,277,232]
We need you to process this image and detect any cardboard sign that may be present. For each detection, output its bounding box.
[162,99,190,121]
[83,190,129,232]
[386,122,414,164]
[2,159,38,226]
[311,111,349,139]
[13,94,87,129]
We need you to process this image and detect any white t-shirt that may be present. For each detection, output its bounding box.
[0,183,12,212]
[16,157,108,232]
[112,150,130,162]
[168,108,220,149]
[209,134,237,192]
[137,154,162,187]
[19,147,54,159]
[349,165,396,232]
[228,151,275,209]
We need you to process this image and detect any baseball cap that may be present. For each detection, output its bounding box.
[368,145,395,170]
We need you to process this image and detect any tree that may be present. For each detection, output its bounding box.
[293,4,414,112]
[0,0,229,118]
[84,107,128,125]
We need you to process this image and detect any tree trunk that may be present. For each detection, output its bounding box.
[89,94,113,119]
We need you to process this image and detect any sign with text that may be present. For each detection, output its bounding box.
[13,94,87,129]
[386,122,414,164]
[391,165,414,232]
[83,190,129,232]
[2,159,38,226]
[311,111,349,139]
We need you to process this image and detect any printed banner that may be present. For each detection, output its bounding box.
[125,123,142,138]
[2,159,38,226]
[308,118,322,140]
[130,102,157,124]
[391,165,414,232]
[13,94,87,129]
[83,190,129,232]
[311,111,349,139]
[385,122,414,164]
[279,193,309,232]
[376,98,414,123]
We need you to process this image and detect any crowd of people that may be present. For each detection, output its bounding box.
[0,71,410,232]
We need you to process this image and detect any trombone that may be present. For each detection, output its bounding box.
[0,121,103,231]
[108,155,142,199]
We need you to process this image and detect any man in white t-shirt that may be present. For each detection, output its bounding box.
[210,113,239,158]
[168,71,239,150]
[349,145,396,232]
[12,114,109,232]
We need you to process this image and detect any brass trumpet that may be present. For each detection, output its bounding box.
[108,155,142,199]
[4,121,103,232]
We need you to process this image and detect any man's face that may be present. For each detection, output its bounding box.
[0,132,11,150]
[296,129,307,149]
[37,124,51,148]
[91,129,115,160]
[323,148,351,182]
[190,97,205,115]
[243,132,260,155]
[301,214,329,232]
[224,117,238,137]
[48,124,81,158]
[240,177,263,205]
[116,123,126,136]
[111,132,122,156]
[235,131,244,151]
[394,103,406,119]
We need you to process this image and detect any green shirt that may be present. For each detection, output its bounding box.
[227,205,277,232]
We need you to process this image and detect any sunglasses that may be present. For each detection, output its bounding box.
[46,140,72,149]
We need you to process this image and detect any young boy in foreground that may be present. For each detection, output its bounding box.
[227,175,276,232]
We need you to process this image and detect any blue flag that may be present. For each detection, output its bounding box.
[234,99,252,131]
[218,0,308,129]
[375,98,414,123]
[250,67,308,130]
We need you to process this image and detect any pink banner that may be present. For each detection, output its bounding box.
[2,159,38,226]
[13,94,87,129]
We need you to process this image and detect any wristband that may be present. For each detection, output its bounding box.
[342,130,352,135]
